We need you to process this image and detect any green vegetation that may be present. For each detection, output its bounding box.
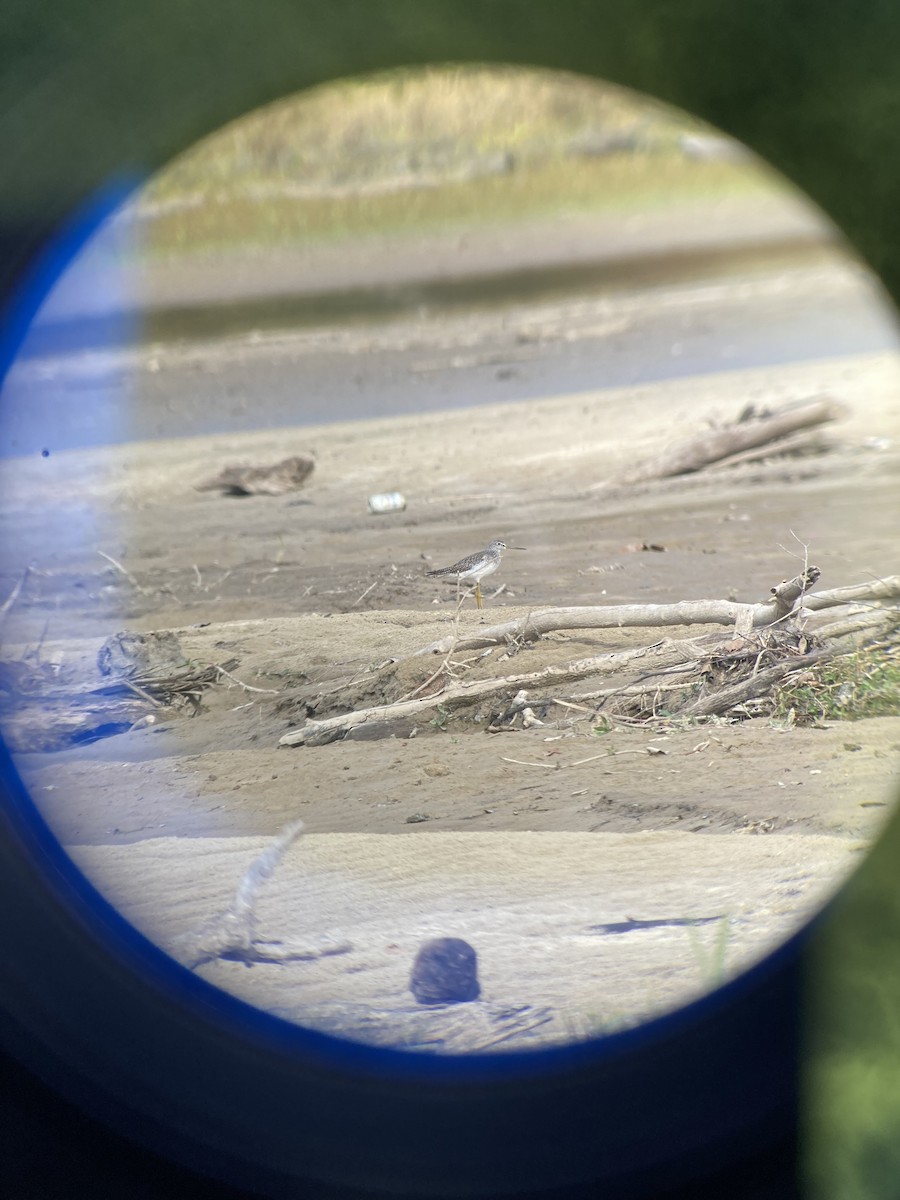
[805,815,900,1199]
[686,916,733,990]
[132,64,778,258]
[771,643,900,725]
[428,704,451,732]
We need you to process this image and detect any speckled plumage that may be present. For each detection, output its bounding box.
[426,539,508,585]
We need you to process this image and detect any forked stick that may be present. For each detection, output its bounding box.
[174,820,351,969]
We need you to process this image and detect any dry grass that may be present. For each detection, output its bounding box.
[131,64,777,256]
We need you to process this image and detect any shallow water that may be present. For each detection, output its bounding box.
[2,235,898,456]
[15,236,837,356]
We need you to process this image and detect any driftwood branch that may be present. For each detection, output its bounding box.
[415,576,900,657]
[770,565,820,619]
[279,637,710,747]
[705,427,832,471]
[614,397,845,485]
[173,820,351,969]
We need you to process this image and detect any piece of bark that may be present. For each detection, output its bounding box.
[196,455,314,496]
[615,398,845,485]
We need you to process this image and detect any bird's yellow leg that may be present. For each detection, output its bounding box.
[475,583,483,609]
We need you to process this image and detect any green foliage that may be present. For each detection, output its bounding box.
[428,704,451,731]
[805,817,900,1198]
[686,916,732,990]
[771,644,900,725]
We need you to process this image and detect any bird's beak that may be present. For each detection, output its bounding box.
[509,546,527,551]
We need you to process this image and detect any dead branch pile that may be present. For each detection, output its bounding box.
[0,629,274,754]
[279,571,900,747]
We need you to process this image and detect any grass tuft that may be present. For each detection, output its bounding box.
[770,643,900,725]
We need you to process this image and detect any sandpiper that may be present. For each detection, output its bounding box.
[426,539,525,609]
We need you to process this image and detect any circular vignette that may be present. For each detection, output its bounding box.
[3,6,900,1198]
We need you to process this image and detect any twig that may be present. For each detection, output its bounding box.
[548,698,597,714]
[397,591,468,703]
[97,549,142,590]
[32,618,50,665]
[569,750,648,766]
[207,663,280,695]
[352,580,378,607]
[0,565,31,623]
[499,757,558,768]
[119,677,166,706]
[501,748,674,770]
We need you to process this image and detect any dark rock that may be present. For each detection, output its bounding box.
[409,937,480,1005]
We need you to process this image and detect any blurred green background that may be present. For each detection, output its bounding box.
[136,64,772,258]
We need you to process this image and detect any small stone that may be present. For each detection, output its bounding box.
[409,937,480,1005]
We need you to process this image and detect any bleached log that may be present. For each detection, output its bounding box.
[614,397,845,485]
[415,577,900,657]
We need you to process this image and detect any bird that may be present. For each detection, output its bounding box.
[426,539,525,609]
